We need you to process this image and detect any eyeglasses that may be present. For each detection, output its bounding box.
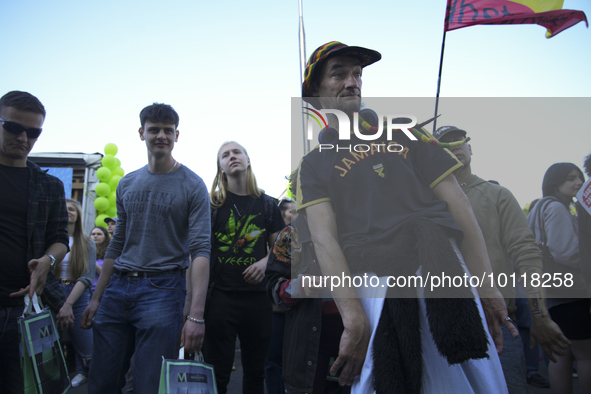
[0,117,42,139]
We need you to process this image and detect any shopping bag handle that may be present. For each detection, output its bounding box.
[178,347,204,362]
[22,293,44,317]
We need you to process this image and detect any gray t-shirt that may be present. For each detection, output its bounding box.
[105,164,211,271]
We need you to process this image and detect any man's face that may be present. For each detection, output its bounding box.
[107,221,116,234]
[139,121,179,158]
[0,106,44,167]
[218,142,250,177]
[439,131,472,167]
[312,55,362,113]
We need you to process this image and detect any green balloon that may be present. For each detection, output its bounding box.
[95,182,111,197]
[106,206,117,217]
[102,154,117,169]
[108,191,117,206]
[94,197,109,212]
[109,175,122,190]
[104,143,118,156]
[112,167,125,177]
[95,214,109,227]
[115,158,121,167]
[96,167,112,182]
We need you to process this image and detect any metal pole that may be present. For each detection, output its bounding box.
[433,29,447,134]
[298,0,309,154]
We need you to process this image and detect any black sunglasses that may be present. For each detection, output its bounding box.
[0,117,42,139]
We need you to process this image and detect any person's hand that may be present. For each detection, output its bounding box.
[9,285,31,298]
[9,258,52,298]
[242,260,266,284]
[530,317,570,363]
[479,288,517,355]
[329,316,370,386]
[56,303,75,330]
[180,320,205,353]
[27,257,52,299]
[81,299,100,330]
[301,275,323,298]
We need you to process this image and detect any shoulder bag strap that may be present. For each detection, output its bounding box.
[536,197,558,249]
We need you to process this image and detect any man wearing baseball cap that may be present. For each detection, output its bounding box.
[302,41,380,113]
[294,41,511,393]
[104,216,117,235]
[435,125,569,391]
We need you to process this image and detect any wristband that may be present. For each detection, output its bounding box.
[44,254,56,270]
[186,316,205,324]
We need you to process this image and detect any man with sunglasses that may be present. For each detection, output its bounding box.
[0,90,69,393]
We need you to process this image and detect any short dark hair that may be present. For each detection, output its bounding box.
[542,162,584,206]
[139,103,179,129]
[0,91,46,118]
[584,153,591,178]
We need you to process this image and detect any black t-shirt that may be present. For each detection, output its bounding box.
[297,130,464,251]
[211,192,285,292]
[0,164,31,300]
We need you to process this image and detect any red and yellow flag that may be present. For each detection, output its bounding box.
[445,0,588,38]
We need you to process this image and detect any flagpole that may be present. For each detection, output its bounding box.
[433,29,447,134]
[298,0,309,154]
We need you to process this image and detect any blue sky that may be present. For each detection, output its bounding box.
[2,0,590,206]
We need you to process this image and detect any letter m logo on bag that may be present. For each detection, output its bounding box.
[177,373,187,383]
[39,325,52,338]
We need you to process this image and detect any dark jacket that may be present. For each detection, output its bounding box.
[265,216,324,394]
[28,160,69,313]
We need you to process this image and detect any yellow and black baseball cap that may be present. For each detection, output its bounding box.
[302,41,381,100]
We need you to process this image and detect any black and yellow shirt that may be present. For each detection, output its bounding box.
[296,129,464,251]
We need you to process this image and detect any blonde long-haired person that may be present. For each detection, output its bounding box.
[209,142,263,209]
[202,141,285,394]
[55,198,96,388]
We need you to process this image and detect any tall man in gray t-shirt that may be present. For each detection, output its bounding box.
[82,103,211,394]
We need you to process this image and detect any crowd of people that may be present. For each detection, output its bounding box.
[0,39,589,394]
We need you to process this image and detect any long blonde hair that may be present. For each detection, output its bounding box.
[55,199,89,280]
[210,141,262,208]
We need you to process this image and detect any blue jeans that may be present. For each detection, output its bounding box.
[0,305,25,394]
[265,312,285,394]
[499,325,529,394]
[88,270,185,394]
[515,297,539,375]
[59,283,93,375]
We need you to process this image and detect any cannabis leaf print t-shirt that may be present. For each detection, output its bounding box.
[211,192,285,292]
